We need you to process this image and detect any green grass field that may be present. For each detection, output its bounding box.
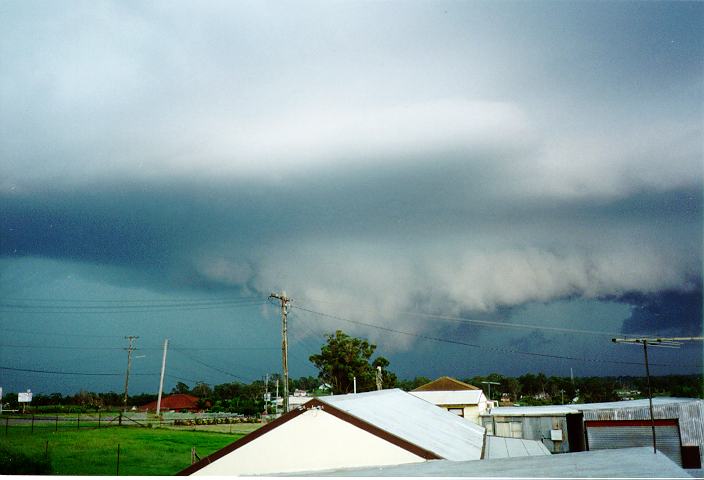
[0,426,243,475]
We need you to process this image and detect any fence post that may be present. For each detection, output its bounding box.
[77,413,80,430]
[31,415,35,434]
[55,416,58,432]
[119,412,122,426]
[116,443,120,476]
[98,412,101,429]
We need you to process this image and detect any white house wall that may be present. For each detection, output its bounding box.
[192,409,425,476]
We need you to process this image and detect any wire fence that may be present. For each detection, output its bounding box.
[0,412,259,435]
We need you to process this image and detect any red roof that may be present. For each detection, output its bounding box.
[140,394,201,412]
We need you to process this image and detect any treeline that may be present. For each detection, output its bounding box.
[398,373,703,404]
[3,374,700,414]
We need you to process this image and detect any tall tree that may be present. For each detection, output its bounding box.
[310,330,395,394]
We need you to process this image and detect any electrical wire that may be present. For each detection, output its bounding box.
[170,346,252,383]
[0,365,198,384]
[0,327,124,339]
[297,296,643,338]
[0,343,277,351]
[0,300,267,314]
[292,304,702,369]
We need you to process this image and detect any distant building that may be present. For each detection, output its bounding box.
[410,376,490,424]
[139,394,203,413]
[480,397,704,469]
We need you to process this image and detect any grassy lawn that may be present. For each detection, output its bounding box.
[0,426,242,475]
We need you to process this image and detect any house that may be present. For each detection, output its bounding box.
[410,376,490,424]
[179,389,486,476]
[480,397,704,468]
[287,447,690,477]
[139,394,203,413]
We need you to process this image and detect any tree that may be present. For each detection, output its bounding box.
[310,330,396,394]
[171,382,190,395]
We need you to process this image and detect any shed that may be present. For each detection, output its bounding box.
[481,397,704,468]
[411,376,489,424]
[180,389,486,476]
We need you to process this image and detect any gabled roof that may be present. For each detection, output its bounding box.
[410,389,485,406]
[320,389,485,461]
[180,389,486,475]
[412,376,480,392]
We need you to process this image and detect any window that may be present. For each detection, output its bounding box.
[448,408,464,417]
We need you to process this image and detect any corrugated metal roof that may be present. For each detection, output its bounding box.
[410,390,485,406]
[319,389,485,461]
[286,447,690,477]
[484,436,551,459]
[483,405,579,416]
[482,397,698,417]
[573,397,694,411]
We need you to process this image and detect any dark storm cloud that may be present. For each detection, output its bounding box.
[1,1,702,390]
[619,289,703,337]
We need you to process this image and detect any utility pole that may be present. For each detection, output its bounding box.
[376,366,383,391]
[612,336,703,455]
[481,381,500,403]
[270,292,291,413]
[156,338,169,416]
[264,374,269,415]
[123,336,139,412]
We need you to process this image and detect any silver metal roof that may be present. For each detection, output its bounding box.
[410,390,485,405]
[287,447,691,477]
[483,397,698,417]
[484,405,579,416]
[319,388,485,461]
[483,436,551,459]
[573,397,695,411]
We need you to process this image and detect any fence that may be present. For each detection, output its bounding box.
[1,412,258,435]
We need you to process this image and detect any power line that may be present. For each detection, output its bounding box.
[1,295,263,304]
[0,365,197,384]
[0,300,267,314]
[297,297,644,338]
[0,343,277,351]
[170,347,252,383]
[0,327,124,338]
[292,305,701,369]
[0,365,123,376]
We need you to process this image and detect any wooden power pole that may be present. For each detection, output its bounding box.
[123,336,139,411]
[270,292,291,413]
[156,338,169,416]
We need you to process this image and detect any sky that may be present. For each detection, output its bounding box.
[1,0,702,396]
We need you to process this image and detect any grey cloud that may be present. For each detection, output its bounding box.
[1,1,702,385]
